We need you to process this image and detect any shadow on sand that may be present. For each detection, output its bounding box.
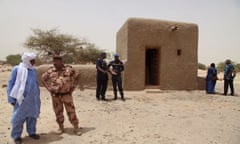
[21,127,95,144]
[21,132,63,144]
[63,126,96,136]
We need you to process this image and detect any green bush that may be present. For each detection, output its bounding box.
[198,63,206,70]
[77,47,102,64]
[6,54,21,66]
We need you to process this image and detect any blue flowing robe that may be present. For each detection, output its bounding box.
[206,67,217,94]
[7,66,41,138]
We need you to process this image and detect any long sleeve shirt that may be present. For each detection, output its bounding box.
[7,66,41,122]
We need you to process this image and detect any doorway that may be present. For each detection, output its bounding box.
[145,48,160,85]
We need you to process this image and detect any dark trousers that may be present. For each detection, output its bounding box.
[224,79,234,95]
[96,77,108,99]
[112,75,124,98]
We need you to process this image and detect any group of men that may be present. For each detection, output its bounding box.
[7,51,125,144]
[7,51,238,144]
[96,52,125,101]
[7,53,82,144]
[205,59,236,95]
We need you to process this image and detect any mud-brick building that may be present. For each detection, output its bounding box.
[116,18,199,90]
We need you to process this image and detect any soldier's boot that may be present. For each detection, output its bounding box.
[114,91,117,100]
[120,92,125,101]
[56,124,64,135]
[73,125,82,136]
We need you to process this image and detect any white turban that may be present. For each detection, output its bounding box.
[10,52,36,105]
[21,52,36,69]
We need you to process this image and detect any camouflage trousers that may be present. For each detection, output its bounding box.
[51,94,79,127]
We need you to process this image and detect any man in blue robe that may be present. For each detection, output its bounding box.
[206,63,218,94]
[7,52,41,144]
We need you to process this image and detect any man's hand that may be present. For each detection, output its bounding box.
[47,87,55,93]
[111,71,117,75]
[110,69,117,75]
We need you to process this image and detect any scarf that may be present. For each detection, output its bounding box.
[9,52,36,105]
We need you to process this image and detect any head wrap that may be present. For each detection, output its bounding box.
[9,52,36,105]
[21,52,36,69]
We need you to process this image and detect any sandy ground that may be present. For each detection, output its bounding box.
[0,68,240,144]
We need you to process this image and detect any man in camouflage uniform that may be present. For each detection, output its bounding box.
[41,55,81,135]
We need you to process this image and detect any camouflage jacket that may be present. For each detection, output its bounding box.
[42,65,79,93]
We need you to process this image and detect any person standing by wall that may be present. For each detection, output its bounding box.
[223,59,236,96]
[108,54,125,101]
[7,52,41,144]
[41,55,81,135]
[205,63,218,94]
[96,52,108,100]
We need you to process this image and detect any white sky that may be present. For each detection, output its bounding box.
[0,0,239,65]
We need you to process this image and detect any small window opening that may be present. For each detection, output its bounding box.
[177,49,182,56]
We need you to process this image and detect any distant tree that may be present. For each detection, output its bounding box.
[217,62,226,72]
[6,54,21,66]
[76,44,102,64]
[198,63,206,70]
[0,60,6,65]
[35,56,44,66]
[24,28,99,63]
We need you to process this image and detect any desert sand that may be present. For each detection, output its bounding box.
[0,66,240,144]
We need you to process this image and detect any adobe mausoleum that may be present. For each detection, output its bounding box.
[116,18,199,90]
